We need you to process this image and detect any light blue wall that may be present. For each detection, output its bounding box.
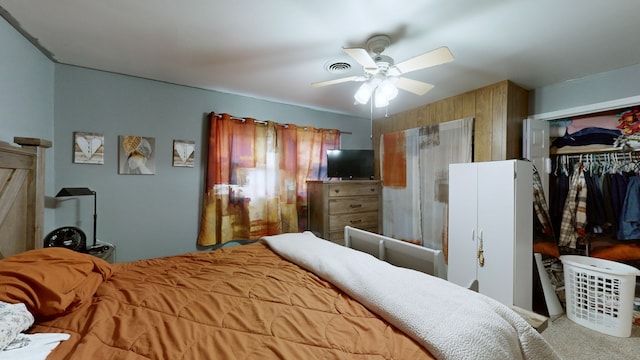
[6,11,640,262]
[0,16,55,231]
[530,63,640,115]
[53,65,372,261]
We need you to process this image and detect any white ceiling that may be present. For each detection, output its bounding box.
[2,0,640,119]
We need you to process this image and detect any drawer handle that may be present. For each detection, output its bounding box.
[370,188,375,192]
[350,219,362,224]
[350,204,362,208]
[334,189,340,194]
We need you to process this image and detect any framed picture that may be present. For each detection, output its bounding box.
[73,132,104,164]
[118,135,156,174]
[172,140,195,167]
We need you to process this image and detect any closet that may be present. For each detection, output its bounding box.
[447,160,533,310]
[543,107,640,262]
[524,102,640,318]
[549,150,640,259]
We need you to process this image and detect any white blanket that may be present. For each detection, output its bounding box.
[263,232,560,360]
[1,333,70,360]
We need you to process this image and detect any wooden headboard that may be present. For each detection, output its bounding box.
[0,137,51,258]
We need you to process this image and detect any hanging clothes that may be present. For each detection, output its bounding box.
[558,164,587,248]
[584,171,606,231]
[532,164,559,257]
[550,172,570,244]
[600,174,617,229]
[533,165,553,236]
[610,172,630,226]
[617,175,640,240]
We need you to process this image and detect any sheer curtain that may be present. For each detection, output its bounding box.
[198,113,340,246]
[380,117,473,252]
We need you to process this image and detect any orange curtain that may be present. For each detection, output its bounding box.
[198,113,340,246]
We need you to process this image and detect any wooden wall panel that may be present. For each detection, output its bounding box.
[506,81,530,159]
[474,85,493,162]
[372,80,529,177]
[462,92,476,118]
[491,83,507,160]
[452,95,464,120]
[425,103,437,125]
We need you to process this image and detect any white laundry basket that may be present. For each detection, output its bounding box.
[560,255,640,337]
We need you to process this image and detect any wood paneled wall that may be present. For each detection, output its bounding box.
[372,80,529,177]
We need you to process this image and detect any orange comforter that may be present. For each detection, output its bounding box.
[33,243,434,359]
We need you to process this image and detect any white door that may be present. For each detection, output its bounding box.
[476,161,517,306]
[523,118,550,198]
[447,163,479,290]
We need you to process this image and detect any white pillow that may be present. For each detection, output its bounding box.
[0,301,34,350]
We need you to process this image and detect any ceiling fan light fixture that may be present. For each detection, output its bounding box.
[374,90,389,108]
[354,80,376,104]
[373,79,398,108]
[378,79,398,99]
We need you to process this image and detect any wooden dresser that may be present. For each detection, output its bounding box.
[306,180,381,245]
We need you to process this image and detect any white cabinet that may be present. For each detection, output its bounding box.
[448,160,533,310]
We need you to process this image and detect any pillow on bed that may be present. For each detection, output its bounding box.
[0,248,113,320]
[0,301,34,350]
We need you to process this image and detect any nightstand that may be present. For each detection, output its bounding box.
[88,240,116,263]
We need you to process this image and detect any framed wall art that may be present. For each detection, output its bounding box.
[118,135,156,175]
[73,132,104,164]
[172,140,195,167]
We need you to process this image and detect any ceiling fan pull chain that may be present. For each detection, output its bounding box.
[370,97,373,141]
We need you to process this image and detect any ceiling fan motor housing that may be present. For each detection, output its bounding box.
[373,55,393,71]
[366,35,391,55]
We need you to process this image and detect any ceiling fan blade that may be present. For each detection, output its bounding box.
[342,48,378,70]
[393,46,454,74]
[395,77,435,96]
[311,76,363,87]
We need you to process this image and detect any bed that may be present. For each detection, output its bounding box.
[0,137,50,259]
[0,138,560,360]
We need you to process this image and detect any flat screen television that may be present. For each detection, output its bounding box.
[326,149,374,179]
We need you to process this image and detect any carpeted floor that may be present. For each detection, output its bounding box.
[541,315,640,359]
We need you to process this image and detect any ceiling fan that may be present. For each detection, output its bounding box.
[312,35,454,107]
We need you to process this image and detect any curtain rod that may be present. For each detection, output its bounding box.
[222,114,352,134]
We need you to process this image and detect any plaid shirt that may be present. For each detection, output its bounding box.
[558,164,587,248]
[532,165,553,236]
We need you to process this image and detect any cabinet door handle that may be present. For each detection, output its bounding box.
[350,219,362,224]
[350,204,362,208]
[477,231,485,267]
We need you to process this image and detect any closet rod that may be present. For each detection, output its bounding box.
[555,152,640,161]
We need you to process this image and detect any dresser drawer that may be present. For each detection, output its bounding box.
[329,196,379,214]
[328,183,380,197]
[329,211,378,231]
